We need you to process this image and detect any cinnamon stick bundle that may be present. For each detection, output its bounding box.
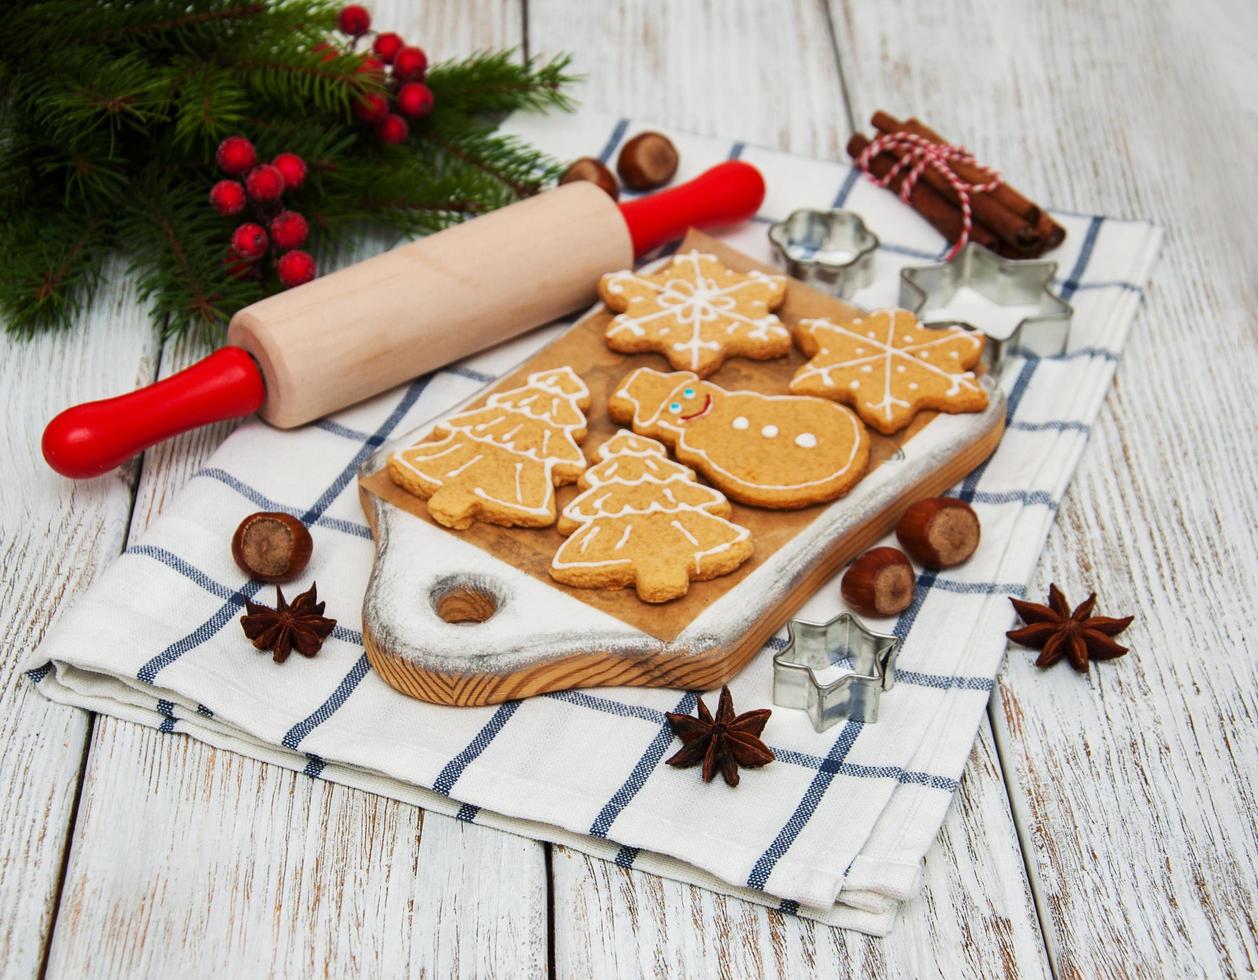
[846,112,1066,259]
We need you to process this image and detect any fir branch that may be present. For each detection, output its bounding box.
[83,3,268,45]
[119,176,264,337]
[167,59,250,149]
[230,49,378,116]
[422,131,539,199]
[0,0,577,341]
[0,209,110,335]
[426,51,578,117]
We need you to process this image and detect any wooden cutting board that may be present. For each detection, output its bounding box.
[357,231,1005,706]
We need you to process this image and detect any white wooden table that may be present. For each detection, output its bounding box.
[3,2,1254,975]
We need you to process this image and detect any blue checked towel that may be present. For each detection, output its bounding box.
[26,111,1161,936]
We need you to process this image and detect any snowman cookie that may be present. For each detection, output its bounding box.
[791,309,987,435]
[598,250,790,376]
[608,367,870,509]
[551,431,754,603]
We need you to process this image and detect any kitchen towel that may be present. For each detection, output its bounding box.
[27,110,1162,935]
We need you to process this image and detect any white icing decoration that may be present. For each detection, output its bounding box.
[391,366,590,522]
[795,433,817,448]
[762,425,779,438]
[551,431,752,581]
[603,250,789,373]
[791,311,985,425]
[615,369,865,496]
[732,416,749,430]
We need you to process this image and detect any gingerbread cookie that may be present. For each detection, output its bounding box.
[791,309,987,435]
[598,250,790,376]
[551,431,753,603]
[389,366,590,530]
[608,367,870,509]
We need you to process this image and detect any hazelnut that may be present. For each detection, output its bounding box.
[231,512,313,583]
[841,547,916,617]
[616,132,679,190]
[558,157,619,200]
[896,497,981,569]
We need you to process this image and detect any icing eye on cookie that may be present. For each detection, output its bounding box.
[682,387,695,398]
[669,402,683,413]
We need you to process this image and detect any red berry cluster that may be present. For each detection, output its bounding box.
[328,5,434,145]
[211,136,317,289]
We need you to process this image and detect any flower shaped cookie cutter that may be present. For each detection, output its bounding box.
[768,209,879,299]
[773,612,901,731]
[899,242,1073,371]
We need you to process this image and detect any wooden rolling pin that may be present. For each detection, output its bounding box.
[42,161,766,478]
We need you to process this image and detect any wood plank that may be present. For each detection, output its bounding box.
[830,0,1258,973]
[44,2,551,974]
[46,711,548,977]
[528,0,1051,970]
[0,261,159,976]
[552,725,1049,979]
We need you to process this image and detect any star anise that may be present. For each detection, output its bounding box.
[665,686,775,787]
[240,582,337,663]
[1007,583,1134,672]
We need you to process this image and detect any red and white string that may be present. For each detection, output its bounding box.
[856,132,1002,261]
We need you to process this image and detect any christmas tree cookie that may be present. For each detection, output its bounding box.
[791,309,987,435]
[551,432,753,603]
[389,366,591,530]
[598,250,790,376]
[609,367,870,510]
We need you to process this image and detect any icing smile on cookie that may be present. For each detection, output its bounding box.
[679,394,713,422]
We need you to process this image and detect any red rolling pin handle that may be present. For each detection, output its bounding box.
[619,160,765,255]
[42,348,265,478]
[41,161,766,478]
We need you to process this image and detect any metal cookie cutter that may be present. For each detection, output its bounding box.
[768,209,879,299]
[899,242,1073,370]
[773,612,901,731]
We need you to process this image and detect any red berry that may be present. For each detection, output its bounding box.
[376,113,409,145]
[337,5,370,36]
[353,92,389,124]
[209,180,246,216]
[277,250,317,288]
[372,32,403,63]
[231,223,269,261]
[271,153,308,192]
[245,164,286,203]
[356,55,385,77]
[270,211,309,250]
[392,46,427,82]
[396,82,434,120]
[311,40,338,63]
[215,135,257,176]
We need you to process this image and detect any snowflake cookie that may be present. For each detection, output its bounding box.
[609,367,870,510]
[388,366,591,529]
[598,250,790,376]
[790,309,988,435]
[550,431,753,603]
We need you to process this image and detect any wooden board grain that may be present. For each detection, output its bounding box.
[551,727,1050,979]
[830,0,1258,974]
[9,1,1251,975]
[0,260,159,978]
[36,4,553,976]
[359,231,1003,704]
[524,0,1057,971]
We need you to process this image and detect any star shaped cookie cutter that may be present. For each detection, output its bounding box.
[772,612,901,731]
[898,242,1073,370]
[768,209,879,300]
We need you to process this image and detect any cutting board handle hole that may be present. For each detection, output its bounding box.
[431,577,500,625]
